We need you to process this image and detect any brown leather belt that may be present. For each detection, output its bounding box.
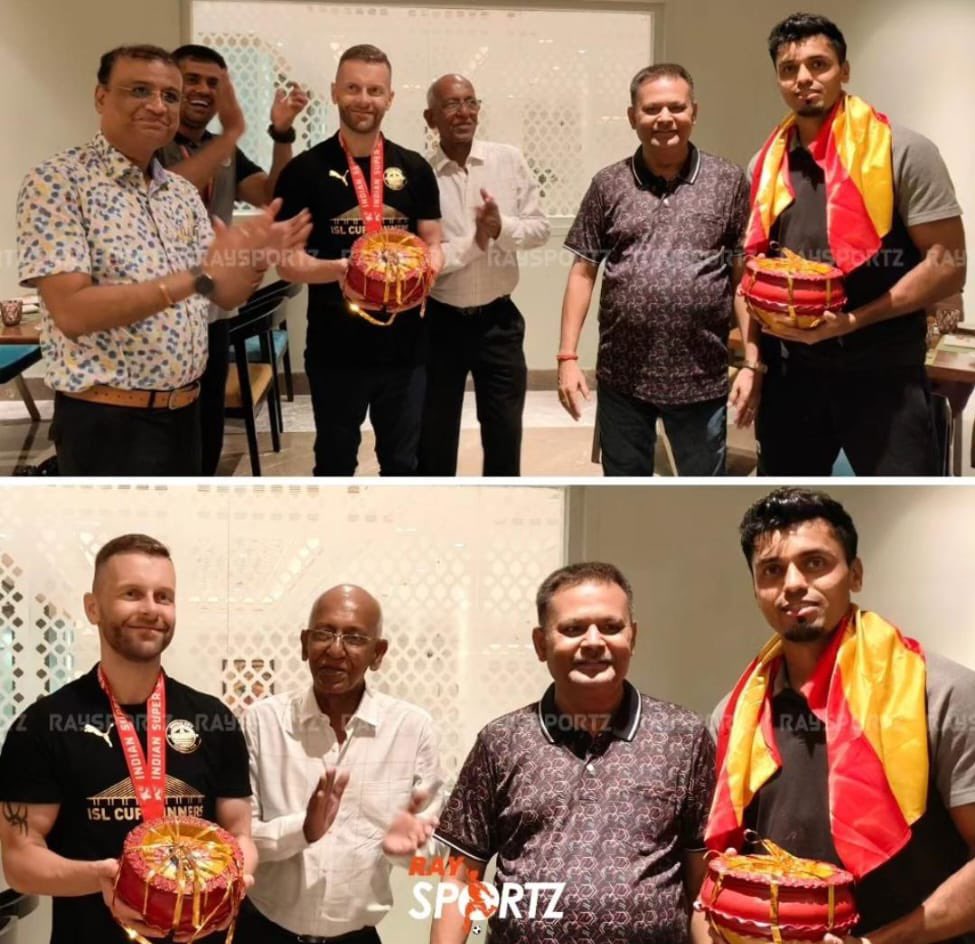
[62,382,201,410]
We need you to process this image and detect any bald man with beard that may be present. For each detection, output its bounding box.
[237,585,444,944]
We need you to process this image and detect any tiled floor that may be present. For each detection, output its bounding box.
[1,389,971,477]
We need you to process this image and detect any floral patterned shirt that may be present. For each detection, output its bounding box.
[17,133,213,392]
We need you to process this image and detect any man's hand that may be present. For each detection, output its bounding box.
[823,935,870,944]
[557,359,591,420]
[270,84,310,133]
[474,189,502,251]
[760,309,857,345]
[728,366,762,428]
[265,207,314,269]
[303,767,350,844]
[216,73,246,141]
[96,858,169,940]
[382,790,439,858]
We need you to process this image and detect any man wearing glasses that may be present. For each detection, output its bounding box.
[238,584,443,944]
[419,74,550,477]
[15,44,309,475]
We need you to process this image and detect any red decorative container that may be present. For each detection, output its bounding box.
[344,228,431,317]
[696,844,858,944]
[116,816,245,943]
[742,250,846,332]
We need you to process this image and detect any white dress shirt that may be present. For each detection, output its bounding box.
[241,685,443,937]
[431,139,550,308]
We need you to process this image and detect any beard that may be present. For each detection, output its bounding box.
[102,621,174,662]
[795,102,828,118]
[338,105,383,135]
[782,622,827,643]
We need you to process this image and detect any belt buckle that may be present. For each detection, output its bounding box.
[165,388,181,410]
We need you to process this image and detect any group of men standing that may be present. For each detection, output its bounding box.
[2,486,975,944]
[16,11,966,477]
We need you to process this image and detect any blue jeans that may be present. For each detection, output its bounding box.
[596,383,727,476]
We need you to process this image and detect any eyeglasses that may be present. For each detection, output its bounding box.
[305,629,374,650]
[110,84,182,108]
[441,98,482,115]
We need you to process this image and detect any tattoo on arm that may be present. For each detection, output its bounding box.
[2,801,29,836]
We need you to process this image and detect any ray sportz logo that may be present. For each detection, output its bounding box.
[408,855,565,934]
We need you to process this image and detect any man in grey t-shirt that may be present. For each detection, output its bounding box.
[707,487,975,944]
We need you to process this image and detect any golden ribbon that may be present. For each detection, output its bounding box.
[346,230,430,327]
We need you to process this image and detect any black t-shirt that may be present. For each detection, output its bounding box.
[0,666,251,944]
[274,133,441,368]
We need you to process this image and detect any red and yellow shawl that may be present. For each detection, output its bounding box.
[706,607,928,879]
[744,94,894,274]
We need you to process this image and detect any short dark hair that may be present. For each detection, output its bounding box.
[536,562,634,625]
[767,12,848,65]
[172,43,228,70]
[338,44,392,75]
[94,533,172,580]
[629,62,695,104]
[97,45,177,86]
[739,487,858,569]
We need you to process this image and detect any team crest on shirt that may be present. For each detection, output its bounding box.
[384,167,406,190]
[166,719,201,754]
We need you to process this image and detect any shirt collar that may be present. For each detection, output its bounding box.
[630,142,700,192]
[431,138,487,172]
[537,679,642,744]
[92,131,170,191]
[294,683,382,730]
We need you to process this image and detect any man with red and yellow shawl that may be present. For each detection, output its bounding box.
[737,14,965,475]
[707,487,975,944]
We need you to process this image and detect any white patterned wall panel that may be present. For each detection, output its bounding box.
[192,2,655,217]
[0,485,562,777]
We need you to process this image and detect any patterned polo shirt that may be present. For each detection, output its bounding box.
[17,132,213,392]
[435,681,716,944]
[565,145,749,405]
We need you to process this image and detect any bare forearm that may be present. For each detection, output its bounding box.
[277,251,347,285]
[236,834,258,878]
[689,908,712,944]
[559,264,597,353]
[2,846,104,897]
[429,876,470,944]
[46,271,197,340]
[872,858,975,944]
[854,252,966,330]
[265,144,294,204]
[733,293,762,363]
[168,134,241,192]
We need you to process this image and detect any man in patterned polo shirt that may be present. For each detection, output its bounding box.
[16,44,310,475]
[558,64,758,476]
[426,562,715,944]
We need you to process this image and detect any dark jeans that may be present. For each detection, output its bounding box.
[236,899,381,944]
[596,382,727,476]
[200,319,230,476]
[305,359,426,476]
[52,392,202,476]
[756,363,939,475]
[418,296,527,476]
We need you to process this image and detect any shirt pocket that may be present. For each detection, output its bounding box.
[347,776,414,841]
[674,208,731,253]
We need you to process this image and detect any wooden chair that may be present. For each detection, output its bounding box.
[225,282,295,475]
[242,282,301,404]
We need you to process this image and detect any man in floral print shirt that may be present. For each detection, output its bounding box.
[16,44,310,475]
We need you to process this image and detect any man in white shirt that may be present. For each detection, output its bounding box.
[419,73,550,477]
[238,585,443,944]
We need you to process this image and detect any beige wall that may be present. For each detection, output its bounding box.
[569,483,975,717]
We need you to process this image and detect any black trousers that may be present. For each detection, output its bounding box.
[418,296,527,476]
[235,899,381,944]
[200,319,230,476]
[305,359,426,476]
[756,363,939,476]
[52,392,202,476]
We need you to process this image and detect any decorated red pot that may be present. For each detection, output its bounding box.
[742,251,846,331]
[115,816,244,942]
[696,844,858,944]
[344,228,430,315]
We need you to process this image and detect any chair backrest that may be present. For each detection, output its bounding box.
[930,392,952,476]
[0,915,17,943]
[230,281,296,340]
[0,890,39,921]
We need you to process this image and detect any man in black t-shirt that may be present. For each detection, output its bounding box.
[277,44,443,476]
[158,43,310,476]
[0,533,254,944]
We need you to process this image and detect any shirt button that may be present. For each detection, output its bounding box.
[586,763,596,773]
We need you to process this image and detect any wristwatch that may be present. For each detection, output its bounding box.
[740,359,768,374]
[268,123,297,144]
[191,265,217,299]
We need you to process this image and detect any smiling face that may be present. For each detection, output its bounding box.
[424,75,479,150]
[85,553,177,663]
[176,56,224,131]
[331,58,394,137]
[95,55,182,161]
[533,580,637,702]
[628,74,697,157]
[751,519,862,643]
[773,34,849,119]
